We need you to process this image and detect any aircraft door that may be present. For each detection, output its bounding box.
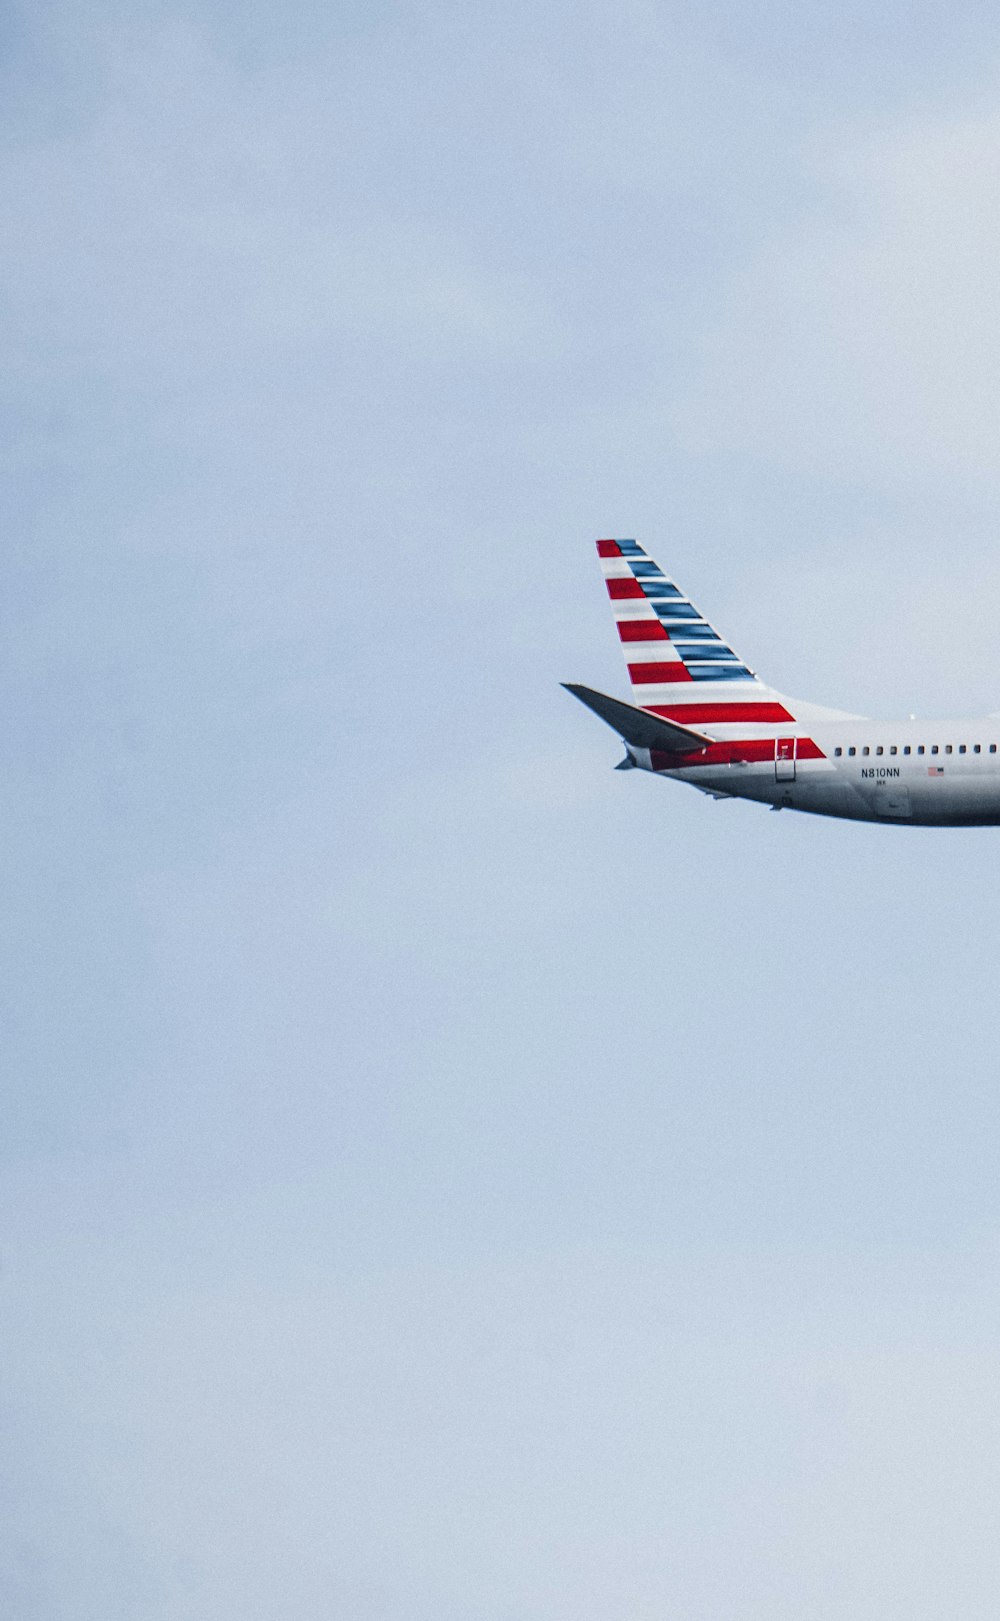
[874,781,912,818]
[775,737,796,782]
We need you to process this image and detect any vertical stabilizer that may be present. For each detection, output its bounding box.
[597,539,798,727]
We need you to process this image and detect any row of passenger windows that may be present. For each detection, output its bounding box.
[834,743,998,757]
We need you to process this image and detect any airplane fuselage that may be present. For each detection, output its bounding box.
[641,720,1000,825]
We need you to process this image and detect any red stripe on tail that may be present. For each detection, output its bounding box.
[646,702,795,724]
[628,662,693,684]
[607,577,645,600]
[619,620,668,642]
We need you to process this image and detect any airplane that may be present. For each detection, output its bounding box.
[565,538,1000,826]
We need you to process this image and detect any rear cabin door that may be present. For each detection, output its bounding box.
[775,736,797,782]
[874,780,912,818]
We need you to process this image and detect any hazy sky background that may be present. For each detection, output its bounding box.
[5,2,1000,1616]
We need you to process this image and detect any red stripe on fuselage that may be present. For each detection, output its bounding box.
[628,662,694,684]
[650,737,826,769]
[646,702,795,724]
[607,577,645,599]
[619,620,668,641]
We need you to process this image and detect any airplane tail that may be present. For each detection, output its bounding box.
[596,538,798,727]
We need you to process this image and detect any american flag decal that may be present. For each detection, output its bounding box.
[928,765,945,776]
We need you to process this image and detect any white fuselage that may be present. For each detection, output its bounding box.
[642,718,1000,825]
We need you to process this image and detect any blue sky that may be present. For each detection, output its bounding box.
[5,3,1000,1616]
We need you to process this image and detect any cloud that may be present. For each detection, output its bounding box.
[676,84,1000,489]
[0,16,553,420]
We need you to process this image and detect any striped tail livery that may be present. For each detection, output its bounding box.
[564,539,1000,826]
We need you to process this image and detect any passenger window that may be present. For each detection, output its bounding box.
[862,746,870,756]
[992,745,998,754]
[890,746,897,755]
[848,746,856,757]
[975,744,982,753]
[931,745,939,755]
[834,747,842,757]
[918,746,925,755]
[946,745,953,755]
[959,744,967,754]
[903,746,911,756]
[876,746,884,756]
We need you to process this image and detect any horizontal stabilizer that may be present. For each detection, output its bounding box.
[562,683,710,754]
